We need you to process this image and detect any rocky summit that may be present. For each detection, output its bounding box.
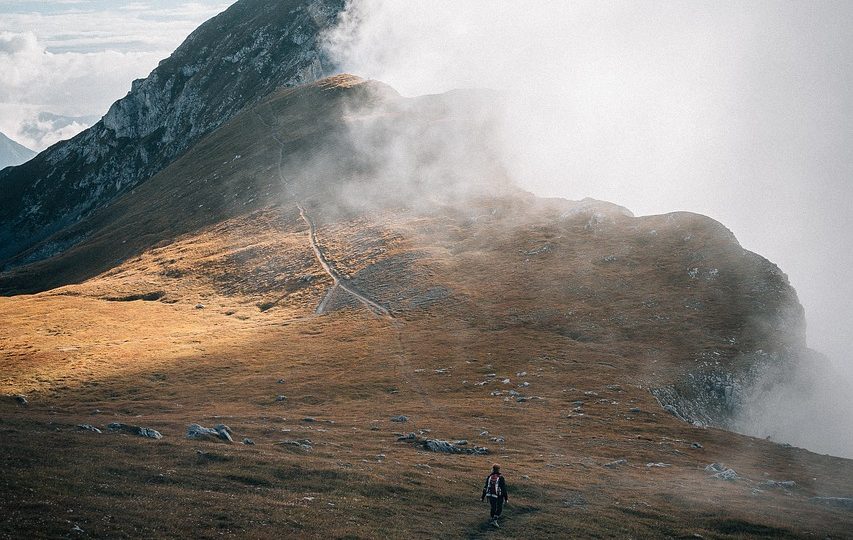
[0,1,850,539]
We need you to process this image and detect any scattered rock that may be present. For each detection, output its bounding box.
[604,459,628,468]
[77,424,102,433]
[810,497,853,510]
[501,378,511,384]
[763,480,796,489]
[518,382,530,388]
[390,415,409,423]
[278,438,313,451]
[186,423,233,442]
[242,438,255,445]
[422,439,488,455]
[705,463,739,481]
[107,422,162,439]
[563,492,588,507]
[516,371,527,377]
[490,436,505,443]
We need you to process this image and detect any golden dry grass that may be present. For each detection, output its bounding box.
[2,199,852,539]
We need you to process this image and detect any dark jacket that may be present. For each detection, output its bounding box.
[482,473,508,501]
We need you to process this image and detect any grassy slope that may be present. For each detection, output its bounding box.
[1,76,850,538]
[1,202,851,539]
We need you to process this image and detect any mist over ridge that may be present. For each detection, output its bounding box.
[321,0,853,458]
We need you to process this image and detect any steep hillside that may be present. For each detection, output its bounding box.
[2,76,850,538]
[0,0,345,266]
[0,132,35,169]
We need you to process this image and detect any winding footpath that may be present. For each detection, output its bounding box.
[254,107,392,319]
[297,203,393,319]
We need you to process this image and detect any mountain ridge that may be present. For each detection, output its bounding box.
[0,0,345,266]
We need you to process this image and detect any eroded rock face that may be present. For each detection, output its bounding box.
[0,0,345,267]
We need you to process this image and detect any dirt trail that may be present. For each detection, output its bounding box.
[254,105,434,408]
[297,203,393,319]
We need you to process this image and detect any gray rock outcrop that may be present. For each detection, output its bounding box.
[107,422,162,439]
[186,423,233,442]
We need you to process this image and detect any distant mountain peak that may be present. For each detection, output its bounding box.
[0,132,35,170]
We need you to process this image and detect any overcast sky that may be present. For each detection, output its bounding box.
[0,0,230,149]
[1,1,850,382]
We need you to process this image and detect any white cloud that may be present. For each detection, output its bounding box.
[325,0,853,456]
[0,1,233,150]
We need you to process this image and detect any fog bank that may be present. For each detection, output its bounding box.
[323,0,853,456]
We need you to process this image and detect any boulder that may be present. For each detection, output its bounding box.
[705,463,739,481]
[107,422,162,439]
[422,439,488,455]
[186,423,233,442]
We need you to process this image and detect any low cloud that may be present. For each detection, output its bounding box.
[323,0,853,456]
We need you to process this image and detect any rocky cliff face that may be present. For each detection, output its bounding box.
[0,0,345,267]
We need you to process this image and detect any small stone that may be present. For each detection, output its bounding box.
[519,382,530,388]
[691,442,703,449]
[277,379,285,384]
[390,415,409,423]
[302,417,316,423]
[77,424,102,433]
[14,395,28,407]
[646,462,671,468]
[604,459,628,468]
[195,303,205,309]
[516,371,527,377]
[629,407,642,413]
[275,395,287,402]
[243,438,255,445]
[397,432,417,441]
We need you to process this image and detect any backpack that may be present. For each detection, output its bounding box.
[486,473,502,497]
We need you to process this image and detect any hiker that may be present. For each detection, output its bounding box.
[481,463,509,524]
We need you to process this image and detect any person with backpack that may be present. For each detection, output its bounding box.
[481,463,509,525]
